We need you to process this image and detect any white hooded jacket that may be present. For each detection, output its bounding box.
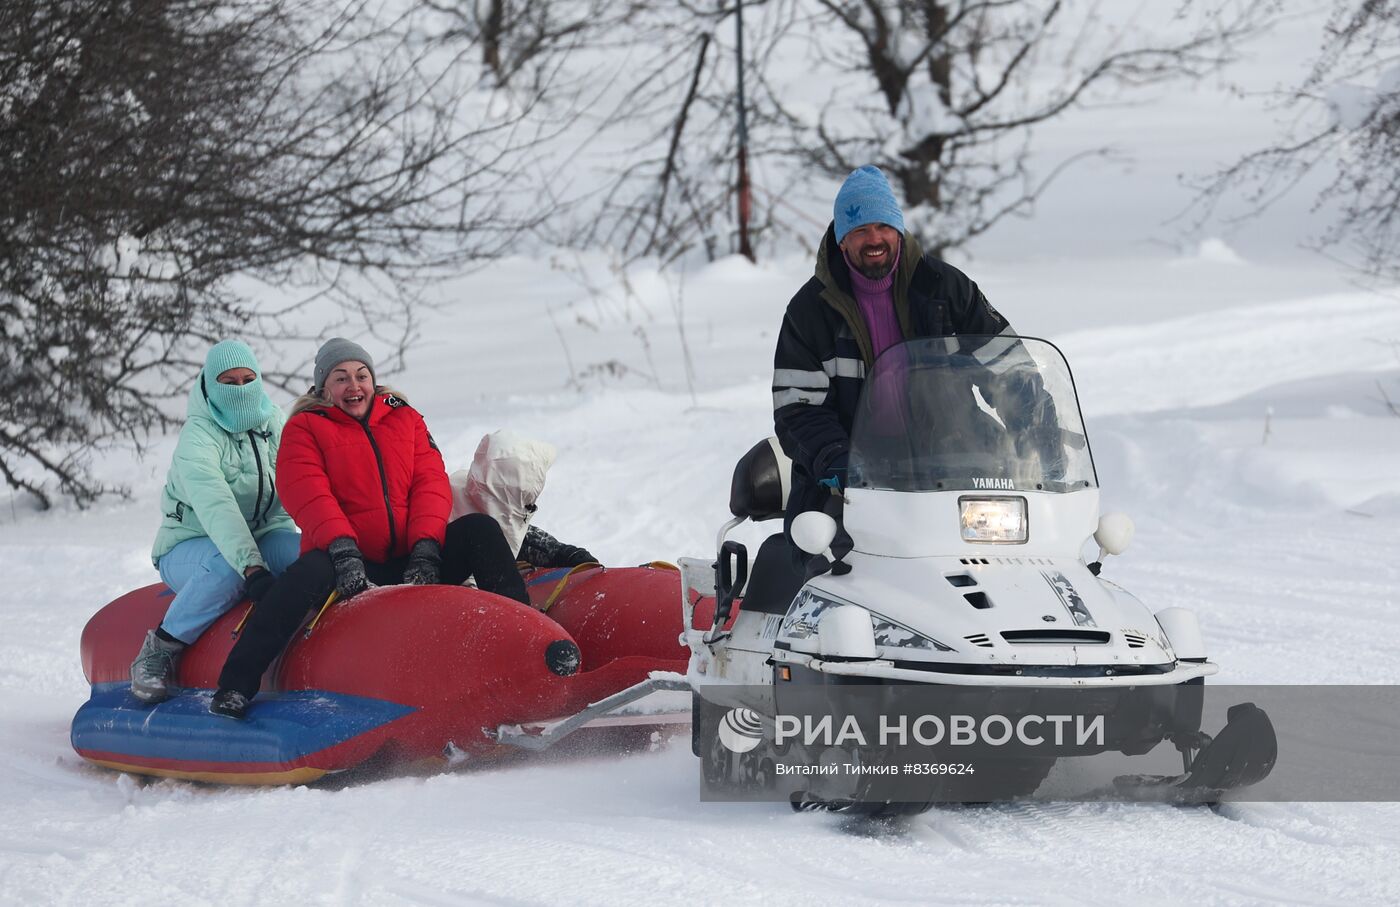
[448,430,558,558]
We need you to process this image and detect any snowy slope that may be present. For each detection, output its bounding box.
[3,251,1400,904]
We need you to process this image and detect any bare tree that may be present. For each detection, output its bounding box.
[1194,0,1400,281]
[418,0,632,92]
[0,0,540,508]
[552,0,802,264]
[417,0,801,263]
[779,0,1271,256]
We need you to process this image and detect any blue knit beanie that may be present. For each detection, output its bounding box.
[833,165,905,243]
[201,340,277,434]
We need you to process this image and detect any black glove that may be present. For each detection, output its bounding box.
[327,537,370,599]
[243,567,276,603]
[999,369,1047,435]
[1035,428,1068,482]
[402,538,442,585]
[559,545,598,567]
[517,526,597,569]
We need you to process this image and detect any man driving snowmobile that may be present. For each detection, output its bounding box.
[772,165,1030,558]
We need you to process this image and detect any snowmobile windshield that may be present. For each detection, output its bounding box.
[848,336,1096,494]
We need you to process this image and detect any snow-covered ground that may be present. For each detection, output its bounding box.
[9,2,1400,895]
[4,246,1400,904]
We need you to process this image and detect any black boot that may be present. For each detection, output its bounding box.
[209,689,250,720]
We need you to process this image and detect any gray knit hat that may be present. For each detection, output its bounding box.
[313,337,375,393]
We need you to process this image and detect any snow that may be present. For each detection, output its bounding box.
[894,77,960,139]
[1322,60,1400,132]
[4,251,1400,903]
[1327,81,1380,130]
[7,6,1400,903]
[1176,238,1245,266]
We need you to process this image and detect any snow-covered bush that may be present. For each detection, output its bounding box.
[0,0,538,507]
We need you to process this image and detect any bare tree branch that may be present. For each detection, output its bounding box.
[0,0,545,507]
[780,0,1272,253]
[1192,0,1400,283]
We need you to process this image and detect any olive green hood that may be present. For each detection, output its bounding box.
[813,224,924,367]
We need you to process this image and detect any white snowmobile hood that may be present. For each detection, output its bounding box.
[449,430,558,556]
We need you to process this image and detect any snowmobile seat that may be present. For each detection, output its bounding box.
[741,533,806,615]
[729,438,791,522]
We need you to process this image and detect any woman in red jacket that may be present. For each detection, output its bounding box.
[211,338,529,719]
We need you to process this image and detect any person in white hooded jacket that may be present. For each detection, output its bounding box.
[450,430,596,569]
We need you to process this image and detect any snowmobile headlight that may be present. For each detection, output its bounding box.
[959,496,1028,544]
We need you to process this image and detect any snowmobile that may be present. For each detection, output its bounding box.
[671,335,1276,812]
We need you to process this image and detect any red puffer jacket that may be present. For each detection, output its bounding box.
[276,392,451,562]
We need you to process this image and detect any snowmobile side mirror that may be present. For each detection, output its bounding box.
[791,511,838,556]
[1094,512,1135,558]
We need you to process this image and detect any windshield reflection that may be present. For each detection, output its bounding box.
[848,336,1095,494]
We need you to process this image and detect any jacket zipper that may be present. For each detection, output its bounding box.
[258,431,276,524]
[247,430,266,529]
[359,418,398,554]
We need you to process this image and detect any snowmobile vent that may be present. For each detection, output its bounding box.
[964,591,992,609]
[964,633,993,648]
[1001,630,1111,645]
[1123,631,1149,648]
[959,557,991,565]
[946,574,977,588]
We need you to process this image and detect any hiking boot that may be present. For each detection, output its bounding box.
[130,630,186,703]
[209,689,250,720]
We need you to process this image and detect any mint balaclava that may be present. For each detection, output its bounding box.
[833,165,905,243]
[201,339,277,434]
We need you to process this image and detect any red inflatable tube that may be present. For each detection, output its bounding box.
[72,565,701,784]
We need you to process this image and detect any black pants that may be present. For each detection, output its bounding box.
[218,513,530,698]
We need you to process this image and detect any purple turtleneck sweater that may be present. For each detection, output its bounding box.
[844,243,903,361]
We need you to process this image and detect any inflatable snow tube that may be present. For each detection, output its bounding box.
[73,566,690,784]
[524,563,693,670]
[523,563,729,671]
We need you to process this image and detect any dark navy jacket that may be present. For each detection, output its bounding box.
[773,225,1011,522]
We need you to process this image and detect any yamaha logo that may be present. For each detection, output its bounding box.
[717,708,764,753]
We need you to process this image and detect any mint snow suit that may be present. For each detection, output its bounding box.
[151,346,299,644]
